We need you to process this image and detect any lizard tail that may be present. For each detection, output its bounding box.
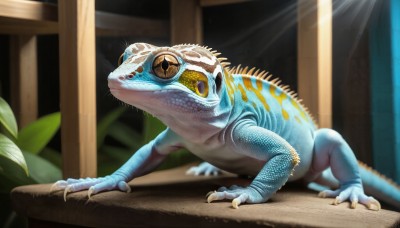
[358,162,400,209]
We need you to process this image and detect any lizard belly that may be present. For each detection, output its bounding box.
[184,143,265,176]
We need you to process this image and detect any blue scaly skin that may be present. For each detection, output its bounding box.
[52,43,400,210]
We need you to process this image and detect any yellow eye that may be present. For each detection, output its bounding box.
[179,70,209,98]
[195,81,208,97]
[118,53,124,66]
[152,54,180,79]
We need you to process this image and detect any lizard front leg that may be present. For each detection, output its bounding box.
[51,129,180,200]
[207,122,300,208]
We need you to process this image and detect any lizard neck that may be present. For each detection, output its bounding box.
[154,89,233,144]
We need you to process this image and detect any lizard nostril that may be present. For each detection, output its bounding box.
[119,76,125,80]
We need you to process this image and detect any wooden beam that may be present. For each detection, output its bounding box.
[200,0,251,7]
[58,0,97,178]
[297,0,332,128]
[0,0,57,34]
[9,35,38,128]
[0,0,57,22]
[170,0,203,45]
[95,11,169,38]
[0,18,58,35]
[0,0,168,37]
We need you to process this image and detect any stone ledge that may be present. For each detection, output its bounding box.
[11,165,400,228]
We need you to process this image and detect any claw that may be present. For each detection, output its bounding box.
[88,187,94,199]
[232,198,241,209]
[332,196,342,205]
[125,183,132,193]
[207,192,218,203]
[117,181,131,193]
[366,199,381,211]
[63,186,72,202]
[206,191,215,199]
[350,199,358,209]
[318,191,327,198]
[50,181,67,192]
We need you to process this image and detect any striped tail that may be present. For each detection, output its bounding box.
[359,162,400,209]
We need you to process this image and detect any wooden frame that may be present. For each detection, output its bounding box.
[170,0,203,44]
[58,0,97,178]
[9,35,38,128]
[297,0,332,128]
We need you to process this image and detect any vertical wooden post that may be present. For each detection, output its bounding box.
[370,0,400,182]
[170,0,203,45]
[58,0,97,178]
[9,35,38,128]
[298,0,332,128]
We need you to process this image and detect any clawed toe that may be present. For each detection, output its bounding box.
[318,186,381,211]
[51,176,130,201]
[206,185,265,209]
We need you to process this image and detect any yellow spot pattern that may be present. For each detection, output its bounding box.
[269,85,287,105]
[238,84,248,102]
[229,73,311,125]
[241,77,270,111]
[224,69,235,102]
[291,99,307,121]
[282,109,289,120]
[269,85,290,120]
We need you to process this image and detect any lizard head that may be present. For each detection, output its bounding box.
[108,43,232,123]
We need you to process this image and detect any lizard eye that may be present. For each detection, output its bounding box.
[152,54,180,79]
[195,81,208,97]
[118,53,124,66]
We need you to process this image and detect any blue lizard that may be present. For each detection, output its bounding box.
[52,43,400,210]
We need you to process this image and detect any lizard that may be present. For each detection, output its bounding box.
[52,42,400,210]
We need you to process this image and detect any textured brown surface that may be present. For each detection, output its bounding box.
[11,165,400,228]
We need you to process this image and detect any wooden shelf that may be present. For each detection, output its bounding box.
[0,0,57,34]
[200,0,251,7]
[11,165,400,227]
[0,0,168,37]
[95,11,168,38]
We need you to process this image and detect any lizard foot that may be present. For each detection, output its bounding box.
[186,162,221,176]
[206,185,265,209]
[51,175,131,201]
[318,185,381,211]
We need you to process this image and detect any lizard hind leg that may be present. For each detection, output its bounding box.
[311,128,381,210]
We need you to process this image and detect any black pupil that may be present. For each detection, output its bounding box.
[162,58,169,71]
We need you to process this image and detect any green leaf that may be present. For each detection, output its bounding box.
[97,107,126,149]
[0,97,18,140]
[97,146,131,176]
[16,112,60,155]
[101,145,132,163]
[0,133,28,176]
[40,147,62,168]
[23,151,62,183]
[143,114,166,143]
[108,121,143,149]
